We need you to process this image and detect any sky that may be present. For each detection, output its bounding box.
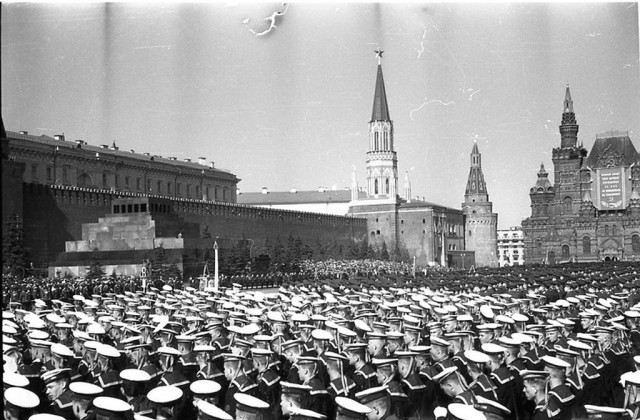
[2,2,639,229]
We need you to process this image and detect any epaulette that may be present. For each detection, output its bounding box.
[309,388,329,395]
[549,387,575,404]
[491,370,513,385]
[566,375,582,391]
[355,369,377,379]
[474,376,496,393]
[452,355,468,366]
[388,389,409,399]
[55,393,73,409]
[98,374,123,389]
[454,391,476,405]
[588,359,604,371]
[260,371,280,387]
[240,382,258,392]
[583,366,601,380]
[402,378,426,391]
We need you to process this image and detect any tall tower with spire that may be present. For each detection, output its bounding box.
[552,85,587,217]
[365,50,398,201]
[462,141,498,267]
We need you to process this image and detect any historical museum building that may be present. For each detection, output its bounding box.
[347,56,497,268]
[522,86,640,263]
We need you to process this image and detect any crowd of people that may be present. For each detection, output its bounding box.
[3,259,640,420]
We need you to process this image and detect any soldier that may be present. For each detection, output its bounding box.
[521,370,550,420]
[147,386,185,420]
[433,366,476,405]
[4,387,40,420]
[370,358,407,418]
[463,350,498,400]
[297,357,330,416]
[175,335,199,382]
[234,392,271,420]
[355,385,399,420]
[222,354,258,417]
[482,343,519,418]
[280,382,313,418]
[41,369,74,420]
[334,397,371,420]
[157,346,190,390]
[120,369,154,417]
[251,348,282,419]
[542,355,575,420]
[345,343,377,391]
[396,350,431,419]
[94,344,124,399]
[68,381,103,420]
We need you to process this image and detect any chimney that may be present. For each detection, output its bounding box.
[184,158,191,162]
[209,161,215,169]
[101,145,109,149]
[168,157,177,161]
[198,157,206,165]
[54,134,65,141]
[75,140,84,148]
[19,131,28,135]
[261,187,269,195]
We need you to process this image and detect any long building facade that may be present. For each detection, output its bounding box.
[1,126,367,277]
[522,86,640,263]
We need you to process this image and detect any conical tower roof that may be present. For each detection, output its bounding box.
[371,64,391,122]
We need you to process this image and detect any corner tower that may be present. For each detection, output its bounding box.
[365,51,398,200]
[462,141,498,267]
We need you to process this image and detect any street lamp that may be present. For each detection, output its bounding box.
[213,241,219,291]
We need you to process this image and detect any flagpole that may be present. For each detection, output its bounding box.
[214,241,219,291]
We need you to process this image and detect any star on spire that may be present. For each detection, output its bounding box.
[374,49,384,65]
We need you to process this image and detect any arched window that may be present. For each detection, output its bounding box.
[563,197,572,213]
[612,225,617,236]
[385,178,390,194]
[604,225,609,236]
[633,235,640,253]
[561,245,570,258]
[374,133,379,151]
[374,179,379,195]
[582,236,591,255]
[547,251,556,264]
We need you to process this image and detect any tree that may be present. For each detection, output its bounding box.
[86,249,105,280]
[2,213,29,278]
[379,241,390,261]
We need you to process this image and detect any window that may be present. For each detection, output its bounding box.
[223,188,227,201]
[186,184,191,197]
[612,225,617,236]
[561,245,570,258]
[125,177,130,189]
[385,178,389,194]
[77,173,90,187]
[168,182,172,194]
[632,235,640,253]
[147,179,152,192]
[583,236,591,255]
[177,183,182,196]
[114,175,119,189]
[374,179,379,195]
[563,197,572,212]
[102,173,108,188]
[46,167,52,181]
[62,166,69,182]
[214,187,218,200]
[136,178,142,191]
[157,181,162,194]
[31,164,38,181]
[604,225,609,236]
[196,185,200,198]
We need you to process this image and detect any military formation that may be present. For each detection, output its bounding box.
[3,260,640,420]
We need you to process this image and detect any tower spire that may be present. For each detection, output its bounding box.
[560,84,579,148]
[464,141,488,201]
[371,50,390,122]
